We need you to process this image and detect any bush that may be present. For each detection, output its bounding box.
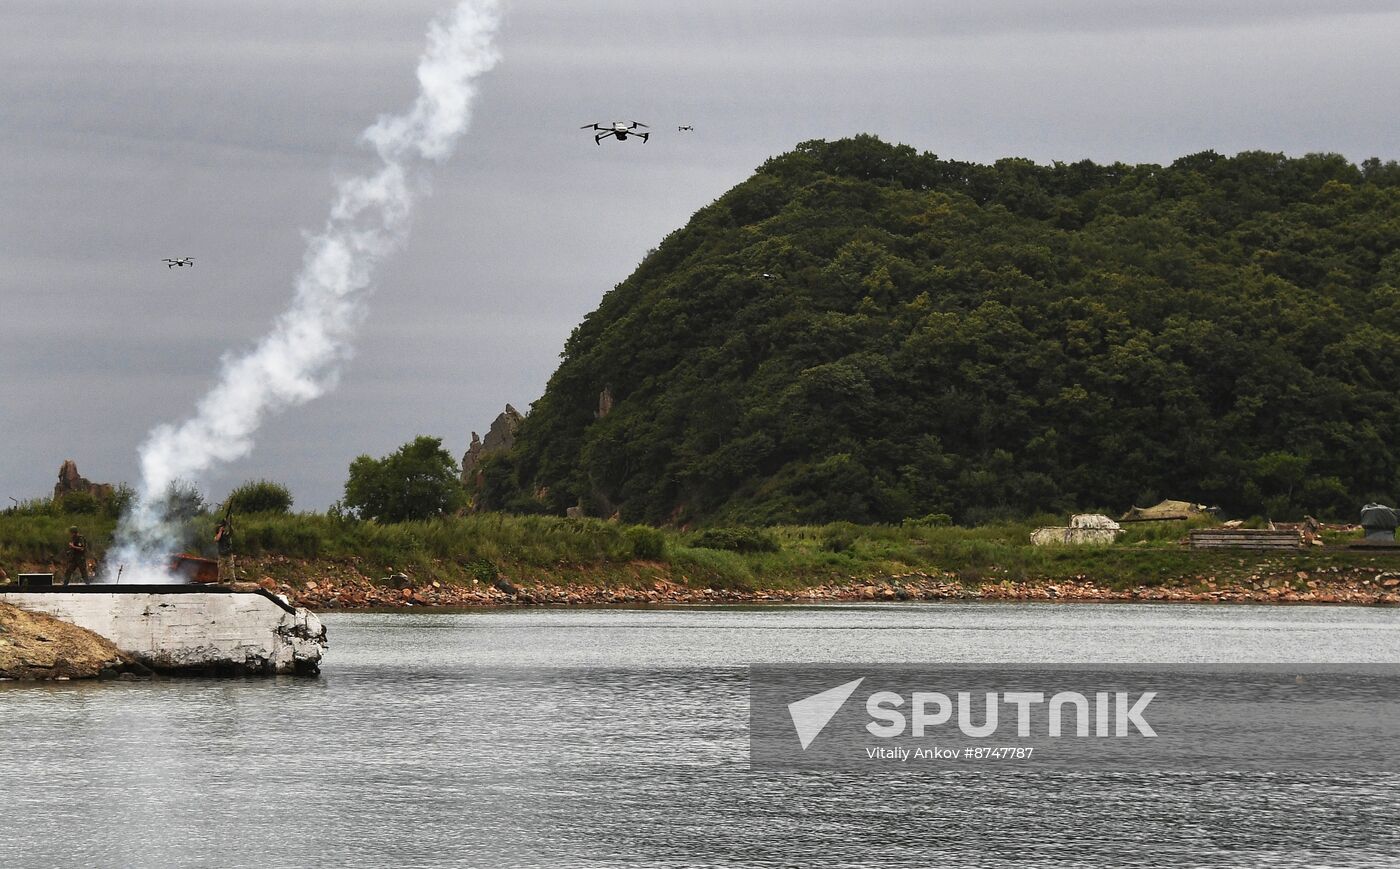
[59,492,99,515]
[468,558,499,584]
[225,479,294,515]
[103,484,134,520]
[502,496,550,516]
[160,480,206,522]
[903,512,952,527]
[822,527,856,553]
[626,526,667,560]
[4,498,58,518]
[692,526,780,554]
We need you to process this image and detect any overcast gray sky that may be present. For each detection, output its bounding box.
[4,0,1400,510]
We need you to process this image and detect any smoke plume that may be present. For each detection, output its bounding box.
[106,0,501,582]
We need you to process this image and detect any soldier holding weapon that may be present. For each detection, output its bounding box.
[214,508,236,584]
[62,525,88,585]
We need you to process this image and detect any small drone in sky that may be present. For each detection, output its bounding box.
[162,257,194,269]
[677,125,694,132]
[582,121,649,145]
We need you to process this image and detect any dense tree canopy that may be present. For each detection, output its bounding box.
[345,437,465,523]
[502,136,1400,524]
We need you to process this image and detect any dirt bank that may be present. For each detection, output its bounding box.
[0,602,145,681]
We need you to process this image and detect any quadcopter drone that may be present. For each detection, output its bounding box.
[582,121,648,145]
[678,125,694,132]
[162,257,194,269]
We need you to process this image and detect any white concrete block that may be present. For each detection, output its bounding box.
[0,590,326,675]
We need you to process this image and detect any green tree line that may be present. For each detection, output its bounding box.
[489,135,1400,524]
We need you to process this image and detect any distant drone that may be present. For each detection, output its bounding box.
[582,121,648,145]
[678,125,694,132]
[162,257,194,269]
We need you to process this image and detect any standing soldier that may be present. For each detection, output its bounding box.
[63,525,88,585]
[214,515,235,583]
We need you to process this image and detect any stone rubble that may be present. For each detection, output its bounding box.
[265,564,1400,611]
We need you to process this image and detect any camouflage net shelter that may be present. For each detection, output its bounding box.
[1118,500,1211,523]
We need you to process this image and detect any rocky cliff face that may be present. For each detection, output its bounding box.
[53,460,113,502]
[461,404,524,483]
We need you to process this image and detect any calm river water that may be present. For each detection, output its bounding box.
[2,602,1398,868]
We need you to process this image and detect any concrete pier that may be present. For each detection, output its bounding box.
[0,585,327,675]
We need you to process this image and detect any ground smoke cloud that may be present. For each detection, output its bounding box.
[106,1,501,583]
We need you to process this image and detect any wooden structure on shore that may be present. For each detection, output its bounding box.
[1188,529,1304,551]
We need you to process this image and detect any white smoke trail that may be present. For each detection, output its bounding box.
[106,0,501,583]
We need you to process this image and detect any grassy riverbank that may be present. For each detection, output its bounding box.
[3,511,1398,600]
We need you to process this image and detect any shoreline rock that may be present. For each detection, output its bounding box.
[0,602,149,681]
[267,569,1400,611]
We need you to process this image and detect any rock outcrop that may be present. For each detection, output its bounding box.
[53,460,113,503]
[0,602,142,681]
[461,404,524,482]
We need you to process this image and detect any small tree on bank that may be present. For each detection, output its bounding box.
[225,479,294,515]
[161,480,206,522]
[343,436,465,523]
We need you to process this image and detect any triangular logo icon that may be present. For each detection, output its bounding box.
[787,677,865,750]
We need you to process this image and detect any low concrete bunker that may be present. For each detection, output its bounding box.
[0,584,326,675]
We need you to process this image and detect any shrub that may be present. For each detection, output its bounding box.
[59,492,99,515]
[4,498,58,517]
[160,480,206,521]
[468,558,499,584]
[822,527,856,553]
[692,526,780,554]
[103,484,134,520]
[502,496,550,516]
[903,512,952,527]
[226,479,294,515]
[626,526,667,560]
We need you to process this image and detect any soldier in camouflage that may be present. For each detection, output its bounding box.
[63,525,88,585]
[215,517,236,583]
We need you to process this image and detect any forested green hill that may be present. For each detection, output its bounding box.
[491,136,1400,525]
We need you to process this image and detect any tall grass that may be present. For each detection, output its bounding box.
[0,514,118,567]
[1,508,1391,590]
